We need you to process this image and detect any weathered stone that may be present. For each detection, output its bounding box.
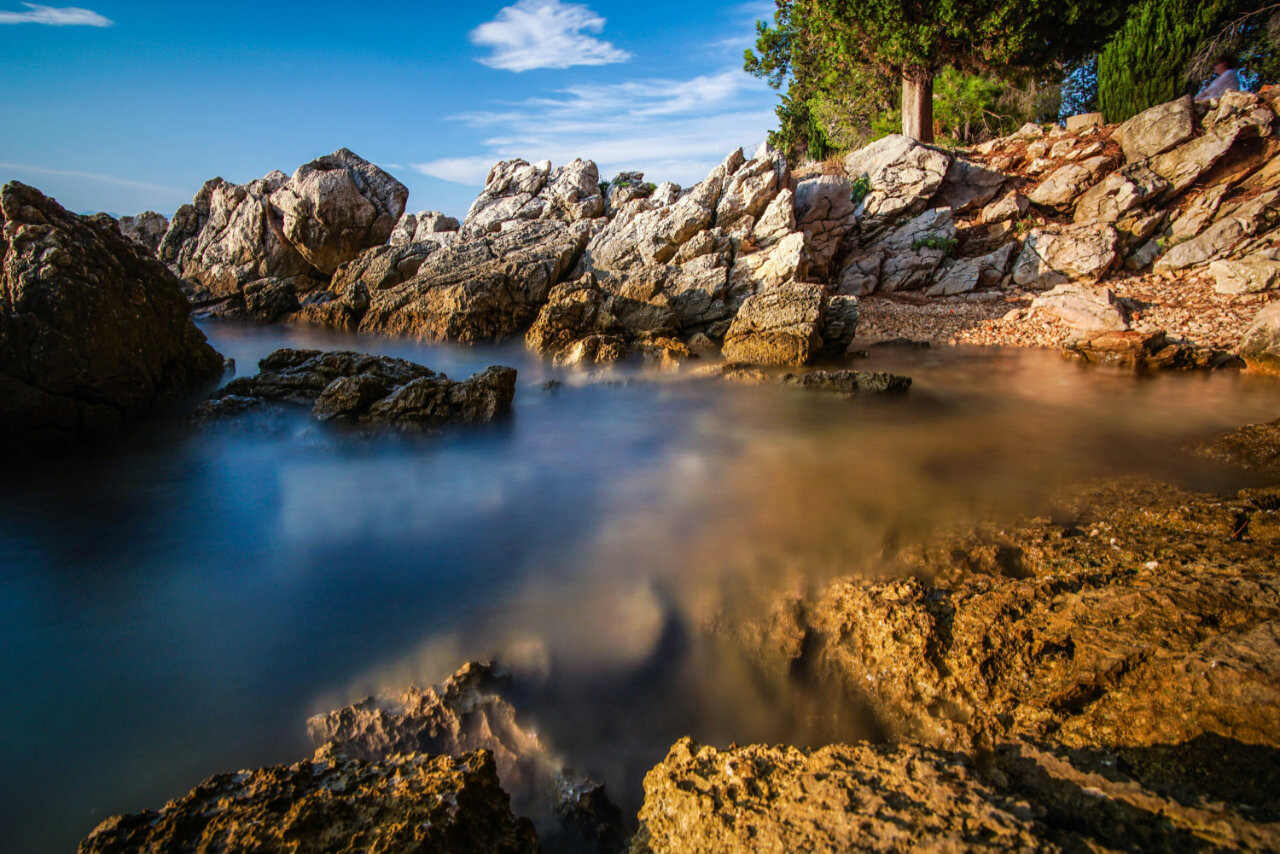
[931,156,1008,214]
[0,181,224,445]
[1155,189,1280,272]
[1114,96,1195,162]
[1012,223,1119,288]
[848,207,956,295]
[390,210,460,245]
[1211,255,1280,294]
[461,159,551,235]
[269,148,409,275]
[820,294,859,354]
[525,274,676,363]
[1169,184,1231,244]
[843,134,951,226]
[1239,302,1280,372]
[927,243,1017,296]
[715,146,790,236]
[78,751,539,854]
[1027,156,1112,210]
[1030,283,1129,330]
[721,284,826,366]
[1196,418,1280,474]
[242,276,300,322]
[115,210,168,253]
[979,191,1029,224]
[794,175,855,280]
[1064,111,1104,132]
[1073,162,1170,224]
[779,369,910,395]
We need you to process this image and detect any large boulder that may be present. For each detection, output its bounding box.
[1072,162,1169,224]
[1240,302,1280,372]
[926,242,1017,296]
[269,148,409,275]
[78,751,539,854]
[1211,255,1280,294]
[462,158,604,236]
[1026,155,1112,210]
[0,181,224,444]
[525,274,677,365]
[1114,95,1195,162]
[721,283,826,366]
[1012,223,1119,288]
[115,210,169,253]
[930,156,1009,214]
[843,134,951,227]
[1029,283,1129,331]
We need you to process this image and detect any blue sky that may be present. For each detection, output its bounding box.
[0,1,779,218]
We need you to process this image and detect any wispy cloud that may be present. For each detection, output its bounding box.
[470,0,631,72]
[411,69,775,187]
[0,162,182,196]
[0,3,112,25]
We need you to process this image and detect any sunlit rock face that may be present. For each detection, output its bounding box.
[0,181,224,445]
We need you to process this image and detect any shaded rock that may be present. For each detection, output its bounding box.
[820,294,859,355]
[721,284,826,367]
[310,662,623,854]
[196,349,515,430]
[331,240,447,299]
[979,191,1029,225]
[779,369,910,396]
[1155,189,1280,272]
[1239,302,1280,372]
[843,134,951,227]
[794,175,855,280]
[1196,418,1280,475]
[931,156,1009,214]
[841,207,955,295]
[1030,283,1128,331]
[242,276,300,322]
[359,220,589,343]
[115,210,168,253]
[0,181,223,445]
[78,750,540,854]
[1114,95,1195,162]
[269,148,409,275]
[1012,223,1119,288]
[927,243,1017,296]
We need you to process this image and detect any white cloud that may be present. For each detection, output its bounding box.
[470,0,631,72]
[0,162,181,195]
[411,69,775,188]
[0,3,112,25]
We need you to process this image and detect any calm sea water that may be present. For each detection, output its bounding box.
[2,319,1277,852]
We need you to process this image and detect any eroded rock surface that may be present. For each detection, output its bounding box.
[79,751,540,854]
[195,349,515,430]
[0,181,223,444]
[115,210,168,253]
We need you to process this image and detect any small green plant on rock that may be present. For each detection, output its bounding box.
[912,234,958,253]
[850,175,872,206]
[641,181,658,196]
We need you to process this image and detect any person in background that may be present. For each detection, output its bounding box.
[1196,53,1242,101]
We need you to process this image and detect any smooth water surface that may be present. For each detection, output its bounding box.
[2,320,1278,851]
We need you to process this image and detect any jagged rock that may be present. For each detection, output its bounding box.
[525,274,677,363]
[729,231,806,294]
[269,148,408,275]
[242,276,300,322]
[78,751,540,854]
[115,210,168,253]
[1149,96,1274,197]
[1168,184,1231,244]
[979,191,1029,224]
[158,171,317,307]
[1064,329,1236,370]
[842,207,956,295]
[1196,418,1280,474]
[926,243,1017,296]
[1026,155,1112,210]
[310,662,624,853]
[649,181,681,206]
[359,220,588,343]
[843,134,951,227]
[1114,95,1195,162]
[1072,162,1169,224]
[292,283,369,332]
[779,369,910,395]
[605,171,649,213]
[749,187,796,249]
[931,156,1008,214]
[1211,255,1280,294]
[732,476,1280,754]
[633,736,1280,853]
[721,284,826,366]
[331,241,447,299]
[1030,283,1129,330]
[1240,302,1280,372]
[1155,188,1280,272]
[820,294,859,354]
[715,145,790,236]
[1012,223,1119,288]
[0,181,224,445]
[390,210,460,245]
[195,349,515,429]
[794,175,856,280]
[463,159,604,237]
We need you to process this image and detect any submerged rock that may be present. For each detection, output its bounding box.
[78,750,540,854]
[1196,418,1280,475]
[779,369,911,396]
[195,349,515,430]
[0,181,224,445]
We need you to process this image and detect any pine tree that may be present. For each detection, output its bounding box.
[1097,0,1229,122]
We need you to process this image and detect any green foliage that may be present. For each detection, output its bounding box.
[641,182,658,195]
[849,175,872,206]
[598,181,610,197]
[911,234,959,253]
[1098,0,1230,122]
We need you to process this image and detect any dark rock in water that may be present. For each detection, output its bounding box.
[1066,329,1244,371]
[195,349,515,430]
[78,750,540,854]
[871,337,931,348]
[1195,418,1280,475]
[242,276,301,322]
[634,736,1280,852]
[780,369,911,396]
[311,662,625,854]
[0,181,224,445]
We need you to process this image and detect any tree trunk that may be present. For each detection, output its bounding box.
[902,72,934,143]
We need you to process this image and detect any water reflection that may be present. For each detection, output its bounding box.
[0,320,1276,851]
